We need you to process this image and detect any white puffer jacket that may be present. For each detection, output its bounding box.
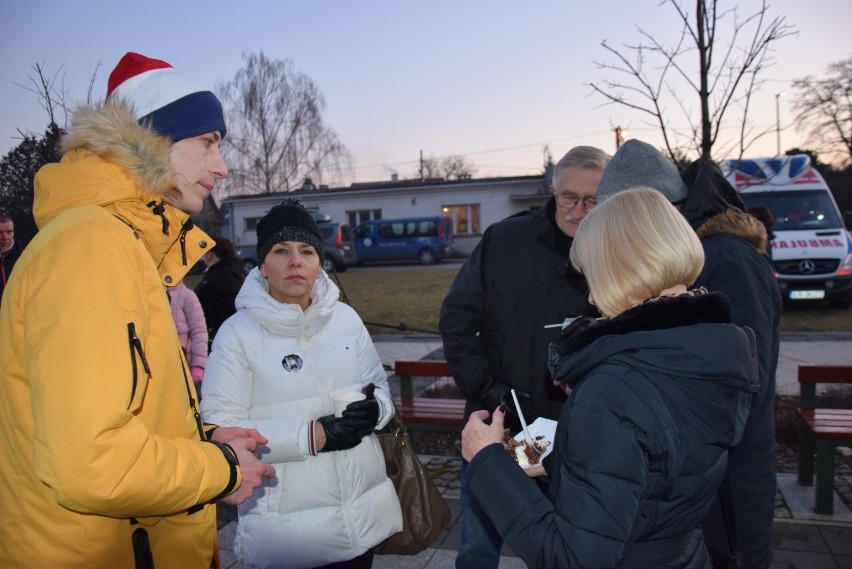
[200,268,402,569]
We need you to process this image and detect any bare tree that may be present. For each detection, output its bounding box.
[791,57,852,165]
[418,153,477,180]
[13,62,70,138]
[217,51,351,197]
[588,0,795,161]
[13,60,102,140]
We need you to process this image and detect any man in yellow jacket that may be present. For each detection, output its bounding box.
[0,52,275,568]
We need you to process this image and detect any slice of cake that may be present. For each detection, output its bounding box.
[503,429,549,468]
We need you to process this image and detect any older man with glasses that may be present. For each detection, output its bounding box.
[440,145,611,569]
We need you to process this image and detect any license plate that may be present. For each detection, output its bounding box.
[789,290,825,300]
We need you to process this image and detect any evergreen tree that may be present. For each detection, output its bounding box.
[0,123,63,246]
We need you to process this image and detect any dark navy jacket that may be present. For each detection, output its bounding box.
[0,240,22,304]
[467,292,758,569]
[195,256,244,341]
[682,158,782,569]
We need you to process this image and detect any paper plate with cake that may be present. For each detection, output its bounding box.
[503,417,557,469]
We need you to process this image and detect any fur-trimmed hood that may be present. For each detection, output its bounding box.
[34,100,178,228]
[32,99,211,282]
[62,100,175,196]
[695,207,767,254]
[679,156,767,254]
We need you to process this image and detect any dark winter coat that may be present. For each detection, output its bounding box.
[439,198,594,432]
[682,158,782,569]
[466,292,758,569]
[0,240,22,303]
[195,256,244,341]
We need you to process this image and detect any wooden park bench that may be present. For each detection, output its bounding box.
[392,360,465,434]
[797,364,852,515]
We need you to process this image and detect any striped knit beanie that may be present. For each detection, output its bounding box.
[106,52,226,142]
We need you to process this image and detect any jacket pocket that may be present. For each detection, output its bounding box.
[127,322,151,412]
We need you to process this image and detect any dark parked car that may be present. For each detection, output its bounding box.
[234,221,357,275]
[319,222,357,273]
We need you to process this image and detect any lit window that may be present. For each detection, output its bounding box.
[443,204,480,235]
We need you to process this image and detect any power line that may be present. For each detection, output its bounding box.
[347,129,613,174]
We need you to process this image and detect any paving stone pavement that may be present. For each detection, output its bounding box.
[217,455,852,569]
[216,334,852,568]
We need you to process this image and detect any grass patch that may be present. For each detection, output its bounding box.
[779,301,852,333]
[330,267,851,335]
[189,266,852,335]
[332,268,457,335]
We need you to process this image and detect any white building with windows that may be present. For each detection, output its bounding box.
[218,172,553,259]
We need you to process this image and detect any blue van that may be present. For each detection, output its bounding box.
[353,216,455,265]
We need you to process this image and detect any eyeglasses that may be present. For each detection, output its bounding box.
[554,193,597,210]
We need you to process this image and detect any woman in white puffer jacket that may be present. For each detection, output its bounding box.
[201,198,402,569]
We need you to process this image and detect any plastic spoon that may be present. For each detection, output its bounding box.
[511,388,540,453]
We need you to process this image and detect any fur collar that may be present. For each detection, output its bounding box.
[558,290,732,355]
[696,208,767,253]
[61,100,175,198]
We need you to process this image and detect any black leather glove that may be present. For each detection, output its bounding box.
[342,399,380,437]
[317,414,365,452]
[475,379,505,413]
[337,382,380,436]
[560,316,598,338]
[475,379,530,416]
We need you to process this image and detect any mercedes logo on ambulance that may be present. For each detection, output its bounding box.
[798,259,816,275]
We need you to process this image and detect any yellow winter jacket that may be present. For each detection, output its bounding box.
[0,102,237,568]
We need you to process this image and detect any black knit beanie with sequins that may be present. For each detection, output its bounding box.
[255,197,325,263]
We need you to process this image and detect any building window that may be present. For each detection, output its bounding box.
[443,204,480,235]
[348,209,382,227]
[244,217,262,231]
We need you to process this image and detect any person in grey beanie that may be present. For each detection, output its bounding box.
[597,139,781,569]
[596,139,689,204]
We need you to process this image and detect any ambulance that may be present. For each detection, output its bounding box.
[723,154,852,309]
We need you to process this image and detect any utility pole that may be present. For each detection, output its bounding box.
[419,150,424,180]
[614,126,625,150]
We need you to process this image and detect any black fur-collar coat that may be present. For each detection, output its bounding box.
[465,291,759,568]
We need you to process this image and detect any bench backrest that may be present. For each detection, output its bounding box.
[394,360,452,378]
[798,364,852,409]
[394,360,453,399]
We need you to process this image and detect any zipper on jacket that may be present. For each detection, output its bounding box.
[127,323,151,407]
[147,200,170,235]
[177,347,209,517]
[178,345,206,440]
[179,219,194,266]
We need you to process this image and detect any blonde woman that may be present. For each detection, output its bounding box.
[461,187,758,568]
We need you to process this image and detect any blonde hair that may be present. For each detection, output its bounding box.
[570,187,704,317]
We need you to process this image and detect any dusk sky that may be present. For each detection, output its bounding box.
[1,1,850,187]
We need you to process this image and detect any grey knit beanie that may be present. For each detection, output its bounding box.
[596,139,688,204]
[255,197,325,263]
